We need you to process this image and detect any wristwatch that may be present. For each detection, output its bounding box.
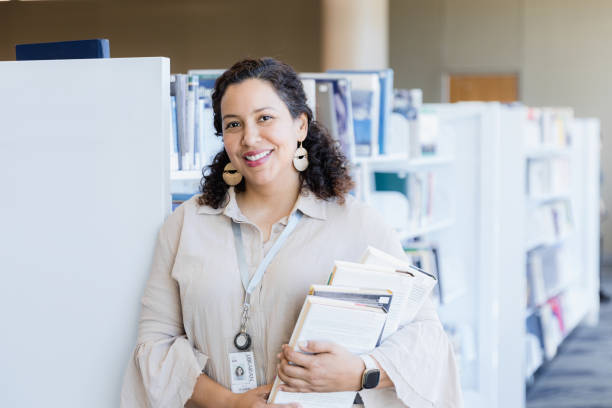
[359,354,380,390]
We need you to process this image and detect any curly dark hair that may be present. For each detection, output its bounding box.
[198,57,354,208]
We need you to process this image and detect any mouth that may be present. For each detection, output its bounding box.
[243,149,273,167]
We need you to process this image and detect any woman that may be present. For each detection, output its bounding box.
[121,58,462,408]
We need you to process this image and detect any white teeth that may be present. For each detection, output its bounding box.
[245,150,272,161]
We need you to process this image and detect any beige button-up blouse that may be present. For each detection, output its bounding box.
[120,188,463,408]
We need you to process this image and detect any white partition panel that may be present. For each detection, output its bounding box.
[0,57,171,407]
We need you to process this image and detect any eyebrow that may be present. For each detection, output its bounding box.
[222,106,277,121]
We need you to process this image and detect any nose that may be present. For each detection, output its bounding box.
[241,120,261,147]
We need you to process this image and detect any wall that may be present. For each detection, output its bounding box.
[0,0,322,73]
[390,0,612,256]
[521,0,612,257]
[389,0,445,103]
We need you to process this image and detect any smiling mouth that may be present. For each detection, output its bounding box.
[244,150,272,162]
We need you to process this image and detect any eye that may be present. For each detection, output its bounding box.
[259,114,273,122]
[224,121,240,130]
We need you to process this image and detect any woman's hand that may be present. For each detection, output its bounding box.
[230,384,302,408]
[276,341,365,393]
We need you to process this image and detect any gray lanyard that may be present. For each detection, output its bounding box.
[231,211,303,350]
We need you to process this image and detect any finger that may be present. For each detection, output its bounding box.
[282,345,313,368]
[298,340,338,354]
[256,383,273,399]
[278,376,313,393]
[278,358,309,381]
[267,403,302,408]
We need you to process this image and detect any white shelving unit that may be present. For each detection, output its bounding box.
[0,57,171,408]
[477,106,602,406]
[354,102,514,408]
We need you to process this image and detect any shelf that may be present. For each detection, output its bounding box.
[525,232,571,252]
[171,170,202,181]
[525,286,571,319]
[525,145,571,159]
[354,154,453,171]
[527,192,571,205]
[396,218,454,241]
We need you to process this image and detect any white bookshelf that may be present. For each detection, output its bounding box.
[0,57,171,407]
[489,107,602,405]
[355,102,510,407]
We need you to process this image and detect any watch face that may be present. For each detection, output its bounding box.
[363,369,381,389]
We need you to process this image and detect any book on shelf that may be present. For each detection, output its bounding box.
[170,78,180,172]
[526,199,573,247]
[525,312,545,377]
[539,301,563,360]
[374,171,438,230]
[525,107,573,150]
[267,295,387,408]
[328,69,393,156]
[170,70,224,174]
[527,157,570,198]
[302,72,380,157]
[391,88,423,158]
[298,73,357,162]
[392,90,439,159]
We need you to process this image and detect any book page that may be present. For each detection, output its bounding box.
[330,267,413,340]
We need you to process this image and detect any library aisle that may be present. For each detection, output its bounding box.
[526,267,612,408]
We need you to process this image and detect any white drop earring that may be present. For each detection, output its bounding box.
[293,141,309,172]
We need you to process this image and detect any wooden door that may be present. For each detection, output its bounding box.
[448,74,518,103]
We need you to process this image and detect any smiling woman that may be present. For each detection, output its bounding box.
[120,57,462,408]
[199,58,354,212]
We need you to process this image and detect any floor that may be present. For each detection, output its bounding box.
[526,267,612,408]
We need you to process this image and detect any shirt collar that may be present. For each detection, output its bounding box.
[196,187,327,222]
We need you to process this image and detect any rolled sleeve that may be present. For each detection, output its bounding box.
[121,208,208,408]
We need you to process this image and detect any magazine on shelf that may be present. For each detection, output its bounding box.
[267,296,387,408]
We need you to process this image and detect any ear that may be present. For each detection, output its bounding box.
[296,112,308,142]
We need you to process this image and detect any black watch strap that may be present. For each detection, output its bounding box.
[360,354,381,390]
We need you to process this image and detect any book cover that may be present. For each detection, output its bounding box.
[309,284,392,314]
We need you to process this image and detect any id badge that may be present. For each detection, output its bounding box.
[229,351,257,393]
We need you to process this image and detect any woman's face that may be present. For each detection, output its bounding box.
[220,78,307,190]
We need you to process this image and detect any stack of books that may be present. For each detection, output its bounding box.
[267,246,437,408]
